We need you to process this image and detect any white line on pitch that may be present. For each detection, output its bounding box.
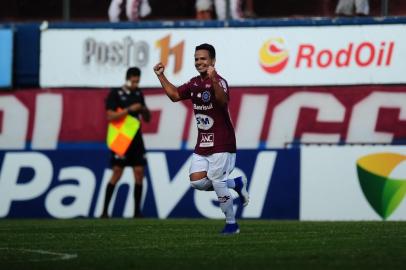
[0,247,78,261]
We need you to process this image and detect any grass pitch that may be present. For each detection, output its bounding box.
[0,219,405,270]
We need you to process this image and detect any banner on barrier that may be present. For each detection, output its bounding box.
[1,87,406,150]
[0,149,300,219]
[300,146,406,221]
[40,25,406,87]
[0,29,13,88]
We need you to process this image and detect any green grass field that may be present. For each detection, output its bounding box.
[0,219,405,270]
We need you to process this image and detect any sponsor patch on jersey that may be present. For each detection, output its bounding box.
[199,133,214,147]
[201,91,211,103]
[193,103,213,111]
[195,114,214,130]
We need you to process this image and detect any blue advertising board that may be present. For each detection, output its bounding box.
[0,29,13,87]
[0,149,300,219]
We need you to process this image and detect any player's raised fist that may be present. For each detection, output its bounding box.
[153,63,165,76]
[207,65,217,80]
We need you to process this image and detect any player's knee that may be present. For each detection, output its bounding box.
[190,177,212,191]
[207,170,225,182]
[212,180,227,190]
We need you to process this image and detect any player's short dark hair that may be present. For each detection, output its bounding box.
[195,43,216,59]
[126,67,141,79]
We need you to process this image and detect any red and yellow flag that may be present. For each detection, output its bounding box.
[106,111,140,156]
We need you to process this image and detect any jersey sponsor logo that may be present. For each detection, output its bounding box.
[195,114,214,130]
[201,91,211,103]
[199,133,214,147]
[193,103,213,111]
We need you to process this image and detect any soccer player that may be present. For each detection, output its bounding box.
[101,67,151,218]
[153,43,249,234]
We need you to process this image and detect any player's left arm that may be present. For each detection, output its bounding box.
[208,66,228,107]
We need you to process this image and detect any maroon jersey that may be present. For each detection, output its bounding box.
[178,74,236,156]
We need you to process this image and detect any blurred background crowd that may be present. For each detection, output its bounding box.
[1,0,404,22]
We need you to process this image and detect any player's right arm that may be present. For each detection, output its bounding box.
[153,62,181,102]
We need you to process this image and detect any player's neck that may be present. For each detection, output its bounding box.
[199,72,208,80]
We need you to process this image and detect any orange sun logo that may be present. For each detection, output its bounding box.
[259,38,289,74]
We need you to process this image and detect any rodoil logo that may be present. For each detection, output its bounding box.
[259,38,395,75]
[356,153,406,220]
[259,38,289,74]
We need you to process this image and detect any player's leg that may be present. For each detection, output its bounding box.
[188,155,230,191]
[208,153,239,234]
[189,153,212,190]
[189,153,247,194]
[224,153,249,207]
[190,171,247,195]
[132,165,144,217]
[229,0,243,19]
[335,0,354,16]
[213,0,226,20]
[101,164,124,218]
[355,0,369,16]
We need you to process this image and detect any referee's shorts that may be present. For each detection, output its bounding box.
[110,132,147,167]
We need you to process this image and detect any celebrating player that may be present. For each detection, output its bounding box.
[153,43,249,235]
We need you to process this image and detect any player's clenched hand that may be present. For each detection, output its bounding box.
[153,63,165,76]
[207,66,217,81]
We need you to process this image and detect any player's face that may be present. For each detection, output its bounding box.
[194,50,215,74]
[126,75,140,90]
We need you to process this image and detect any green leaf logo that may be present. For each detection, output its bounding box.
[356,153,406,220]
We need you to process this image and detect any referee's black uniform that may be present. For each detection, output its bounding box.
[105,86,148,167]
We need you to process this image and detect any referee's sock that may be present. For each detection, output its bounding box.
[101,183,115,217]
[134,183,143,217]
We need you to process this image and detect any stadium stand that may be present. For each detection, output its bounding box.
[1,0,406,22]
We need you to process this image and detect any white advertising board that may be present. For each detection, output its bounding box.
[40,25,406,87]
[301,146,406,220]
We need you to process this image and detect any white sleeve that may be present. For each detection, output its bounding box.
[214,0,226,20]
[196,0,212,11]
[108,0,123,22]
